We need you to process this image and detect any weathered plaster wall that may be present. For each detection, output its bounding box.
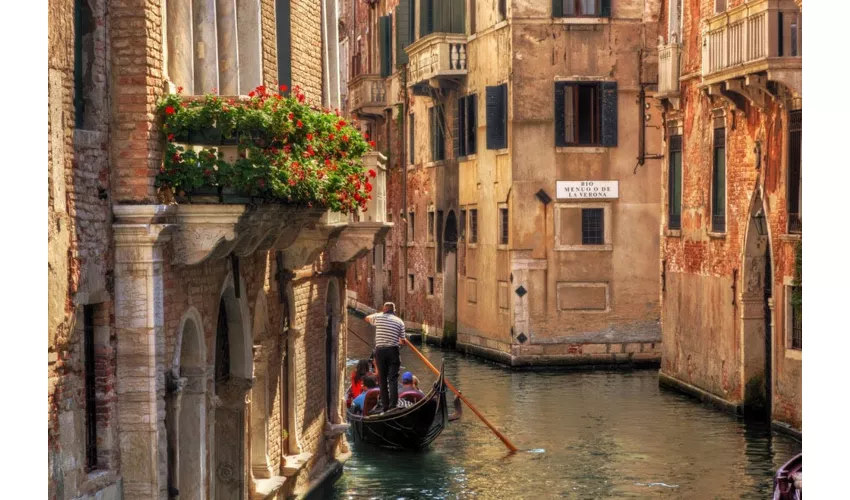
[659,0,802,430]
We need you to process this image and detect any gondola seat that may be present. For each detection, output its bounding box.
[362,388,381,414]
[399,390,425,403]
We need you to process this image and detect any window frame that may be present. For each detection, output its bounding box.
[427,208,436,244]
[498,205,509,246]
[486,84,508,150]
[581,208,605,245]
[83,304,98,471]
[711,125,727,234]
[429,105,446,162]
[668,134,683,230]
[407,210,416,244]
[457,93,478,158]
[459,208,467,242]
[555,80,618,148]
[468,207,479,244]
[553,0,610,18]
[787,109,802,234]
[554,202,613,251]
[428,276,435,296]
[408,273,415,292]
[786,284,802,351]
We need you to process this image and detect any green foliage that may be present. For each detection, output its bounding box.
[791,240,802,312]
[156,85,379,213]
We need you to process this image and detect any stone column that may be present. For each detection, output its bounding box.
[250,344,274,478]
[236,0,262,92]
[113,206,172,500]
[216,0,239,95]
[193,0,219,94]
[166,372,187,499]
[167,0,195,93]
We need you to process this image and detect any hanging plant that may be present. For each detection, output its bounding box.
[156,85,379,214]
[791,240,802,314]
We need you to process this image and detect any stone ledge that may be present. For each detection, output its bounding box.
[295,451,351,500]
[252,476,288,500]
[658,372,743,416]
[282,452,313,478]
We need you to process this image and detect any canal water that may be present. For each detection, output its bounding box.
[326,327,801,499]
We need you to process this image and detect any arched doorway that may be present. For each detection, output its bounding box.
[325,278,341,423]
[741,194,773,420]
[177,312,206,500]
[213,278,252,500]
[442,211,458,347]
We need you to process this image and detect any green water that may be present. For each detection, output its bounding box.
[325,335,800,499]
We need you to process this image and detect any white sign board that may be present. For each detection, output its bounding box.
[556,181,619,199]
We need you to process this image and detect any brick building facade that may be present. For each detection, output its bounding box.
[48,2,388,500]
[655,0,802,434]
[344,1,665,364]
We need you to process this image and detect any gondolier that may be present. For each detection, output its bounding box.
[365,302,407,414]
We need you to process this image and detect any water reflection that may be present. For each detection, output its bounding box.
[333,322,801,499]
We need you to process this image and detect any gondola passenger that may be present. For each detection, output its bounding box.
[346,359,372,408]
[400,371,423,395]
[350,376,378,414]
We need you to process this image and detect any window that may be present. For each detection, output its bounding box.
[419,0,465,38]
[499,207,509,245]
[408,211,416,243]
[395,0,414,65]
[581,208,604,245]
[712,126,726,233]
[715,0,726,13]
[498,0,506,21]
[787,109,802,233]
[436,210,444,272]
[379,15,393,77]
[553,0,610,17]
[788,286,802,350]
[428,277,435,295]
[555,81,618,147]
[408,274,415,292]
[459,209,467,242]
[486,84,508,150]
[409,113,415,165]
[668,134,683,230]
[83,305,98,470]
[74,0,95,129]
[428,211,435,242]
[469,208,478,243]
[429,106,446,161]
[276,0,292,93]
[457,94,478,157]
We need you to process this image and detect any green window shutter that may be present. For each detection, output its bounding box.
[552,0,563,18]
[396,2,411,64]
[421,0,434,37]
[600,81,618,147]
[379,16,392,77]
[486,84,507,150]
[554,82,567,147]
[409,113,415,165]
[601,0,612,18]
[468,94,477,155]
[449,0,466,33]
[429,107,436,161]
[455,97,464,157]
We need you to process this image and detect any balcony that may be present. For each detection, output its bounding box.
[701,0,801,102]
[405,33,468,88]
[348,74,387,116]
[657,41,682,105]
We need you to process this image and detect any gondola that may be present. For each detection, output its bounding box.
[773,453,802,500]
[346,363,449,451]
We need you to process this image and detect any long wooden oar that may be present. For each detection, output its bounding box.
[404,340,518,453]
[347,326,518,452]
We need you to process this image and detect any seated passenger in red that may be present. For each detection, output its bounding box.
[351,376,378,414]
[346,359,373,408]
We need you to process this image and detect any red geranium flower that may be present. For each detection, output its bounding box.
[328,134,335,140]
[365,182,373,192]
[368,169,376,178]
[165,106,175,115]
[249,91,256,97]
[296,120,303,128]
[168,133,175,141]
[342,135,349,142]
[288,112,295,120]
[307,133,313,140]
[297,94,305,103]
[280,84,288,92]
[177,86,183,93]
[368,140,376,148]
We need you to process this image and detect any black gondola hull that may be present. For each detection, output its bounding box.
[346,364,448,451]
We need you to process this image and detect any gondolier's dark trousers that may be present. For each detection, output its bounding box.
[375,345,400,409]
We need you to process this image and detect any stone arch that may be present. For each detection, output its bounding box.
[212,271,253,500]
[324,277,342,423]
[175,308,206,500]
[739,187,774,420]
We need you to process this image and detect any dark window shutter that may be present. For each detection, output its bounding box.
[421,0,434,37]
[396,2,411,64]
[487,84,507,149]
[554,82,566,147]
[468,94,477,154]
[409,113,415,165]
[600,81,618,147]
[379,16,392,77]
[455,97,463,157]
[450,0,466,34]
[601,0,612,17]
[552,0,563,18]
[275,0,292,93]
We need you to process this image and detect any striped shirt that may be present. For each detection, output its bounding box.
[370,312,406,347]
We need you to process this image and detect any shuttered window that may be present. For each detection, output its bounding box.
[555,81,617,147]
[396,0,414,64]
[379,15,393,77]
[787,109,802,233]
[711,127,726,233]
[408,211,416,242]
[486,84,507,150]
[275,0,292,93]
[499,207,509,245]
[409,113,415,165]
[553,0,610,17]
[668,135,683,230]
[420,0,465,38]
[469,208,478,243]
[428,211,435,242]
[456,94,478,157]
[459,208,467,242]
[430,105,446,161]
